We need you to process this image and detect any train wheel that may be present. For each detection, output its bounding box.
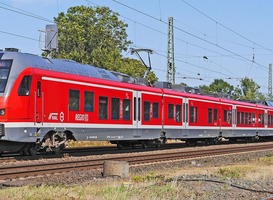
[52,144,65,155]
[52,135,66,155]
[142,141,148,149]
[28,144,37,156]
[117,142,123,150]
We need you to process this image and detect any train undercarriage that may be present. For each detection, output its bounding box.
[1,132,273,156]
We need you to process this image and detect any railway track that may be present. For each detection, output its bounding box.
[0,142,273,181]
[0,143,185,163]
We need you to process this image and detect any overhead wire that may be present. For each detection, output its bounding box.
[0,3,54,23]
[111,0,268,71]
[180,0,273,53]
[0,30,39,42]
[1,1,269,90]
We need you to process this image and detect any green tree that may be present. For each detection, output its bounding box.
[54,6,130,66]
[233,77,265,100]
[199,79,234,94]
[53,5,157,83]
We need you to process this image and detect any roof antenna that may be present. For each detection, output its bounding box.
[130,48,153,78]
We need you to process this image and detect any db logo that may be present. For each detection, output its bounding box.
[60,112,64,122]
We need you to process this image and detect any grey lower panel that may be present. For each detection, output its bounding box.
[165,129,219,139]
[71,128,162,141]
[2,125,273,143]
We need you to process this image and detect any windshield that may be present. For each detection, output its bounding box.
[0,60,12,93]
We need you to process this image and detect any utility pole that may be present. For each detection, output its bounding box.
[269,63,272,98]
[166,17,175,84]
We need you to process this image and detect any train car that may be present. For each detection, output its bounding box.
[0,49,166,155]
[0,49,273,155]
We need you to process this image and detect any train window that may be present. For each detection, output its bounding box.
[251,113,255,124]
[0,59,12,93]
[208,108,212,124]
[123,99,130,120]
[190,106,194,123]
[134,97,136,121]
[37,82,41,98]
[241,112,245,125]
[99,96,108,120]
[259,114,264,124]
[18,75,32,96]
[152,102,159,118]
[176,104,182,122]
[195,107,198,123]
[228,111,232,124]
[168,104,174,119]
[144,101,150,121]
[224,110,227,122]
[237,112,241,124]
[270,115,273,126]
[111,98,120,120]
[84,91,94,112]
[69,90,80,111]
[245,113,249,124]
[213,109,217,121]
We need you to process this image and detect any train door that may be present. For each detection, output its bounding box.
[232,104,236,129]
[133,91,141,136]
[182,98,188,129]
[34,78,44,125]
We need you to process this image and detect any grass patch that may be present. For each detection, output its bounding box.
[216,165,255,179]
[0,182,182,200]
[67,140,113,148]
[131,172,165,182]
[258,154,273,163]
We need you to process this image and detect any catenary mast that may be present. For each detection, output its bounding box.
[166,17,175,84]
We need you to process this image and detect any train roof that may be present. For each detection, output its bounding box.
[0,50,120,82]
[1,50,272,110]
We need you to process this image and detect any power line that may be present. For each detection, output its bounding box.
[0,3,54,23]
[180,0,273,53]
[112,0,268,71]
[0,30,39,42]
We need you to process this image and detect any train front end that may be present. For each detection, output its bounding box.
[0,49,38,154]
[0,51,13,139]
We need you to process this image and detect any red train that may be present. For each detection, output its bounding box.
[0,49,273,155]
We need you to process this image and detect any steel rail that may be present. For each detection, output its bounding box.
[0,143,273,180]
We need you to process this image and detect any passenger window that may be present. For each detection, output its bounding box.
[241,112,245,125]
[208,108,212,124]
[37,82,41,98]
[111,98,120,120]
[123,99,130,120]
[152,102,159,118]
[214,109,218,121]
[99,96,108,120]
[18,75,32,96]
[245,113,249,124]
[69,90,80,111]
[144,101,150,121]
[237,112,241,124]
[190,106,194,123]
[84,91,94,112]
[168,104,174,119]
[176,104,182,122]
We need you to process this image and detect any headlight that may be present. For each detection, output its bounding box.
[0,108,6,116]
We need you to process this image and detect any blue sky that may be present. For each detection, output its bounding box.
[1,0,273,94]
